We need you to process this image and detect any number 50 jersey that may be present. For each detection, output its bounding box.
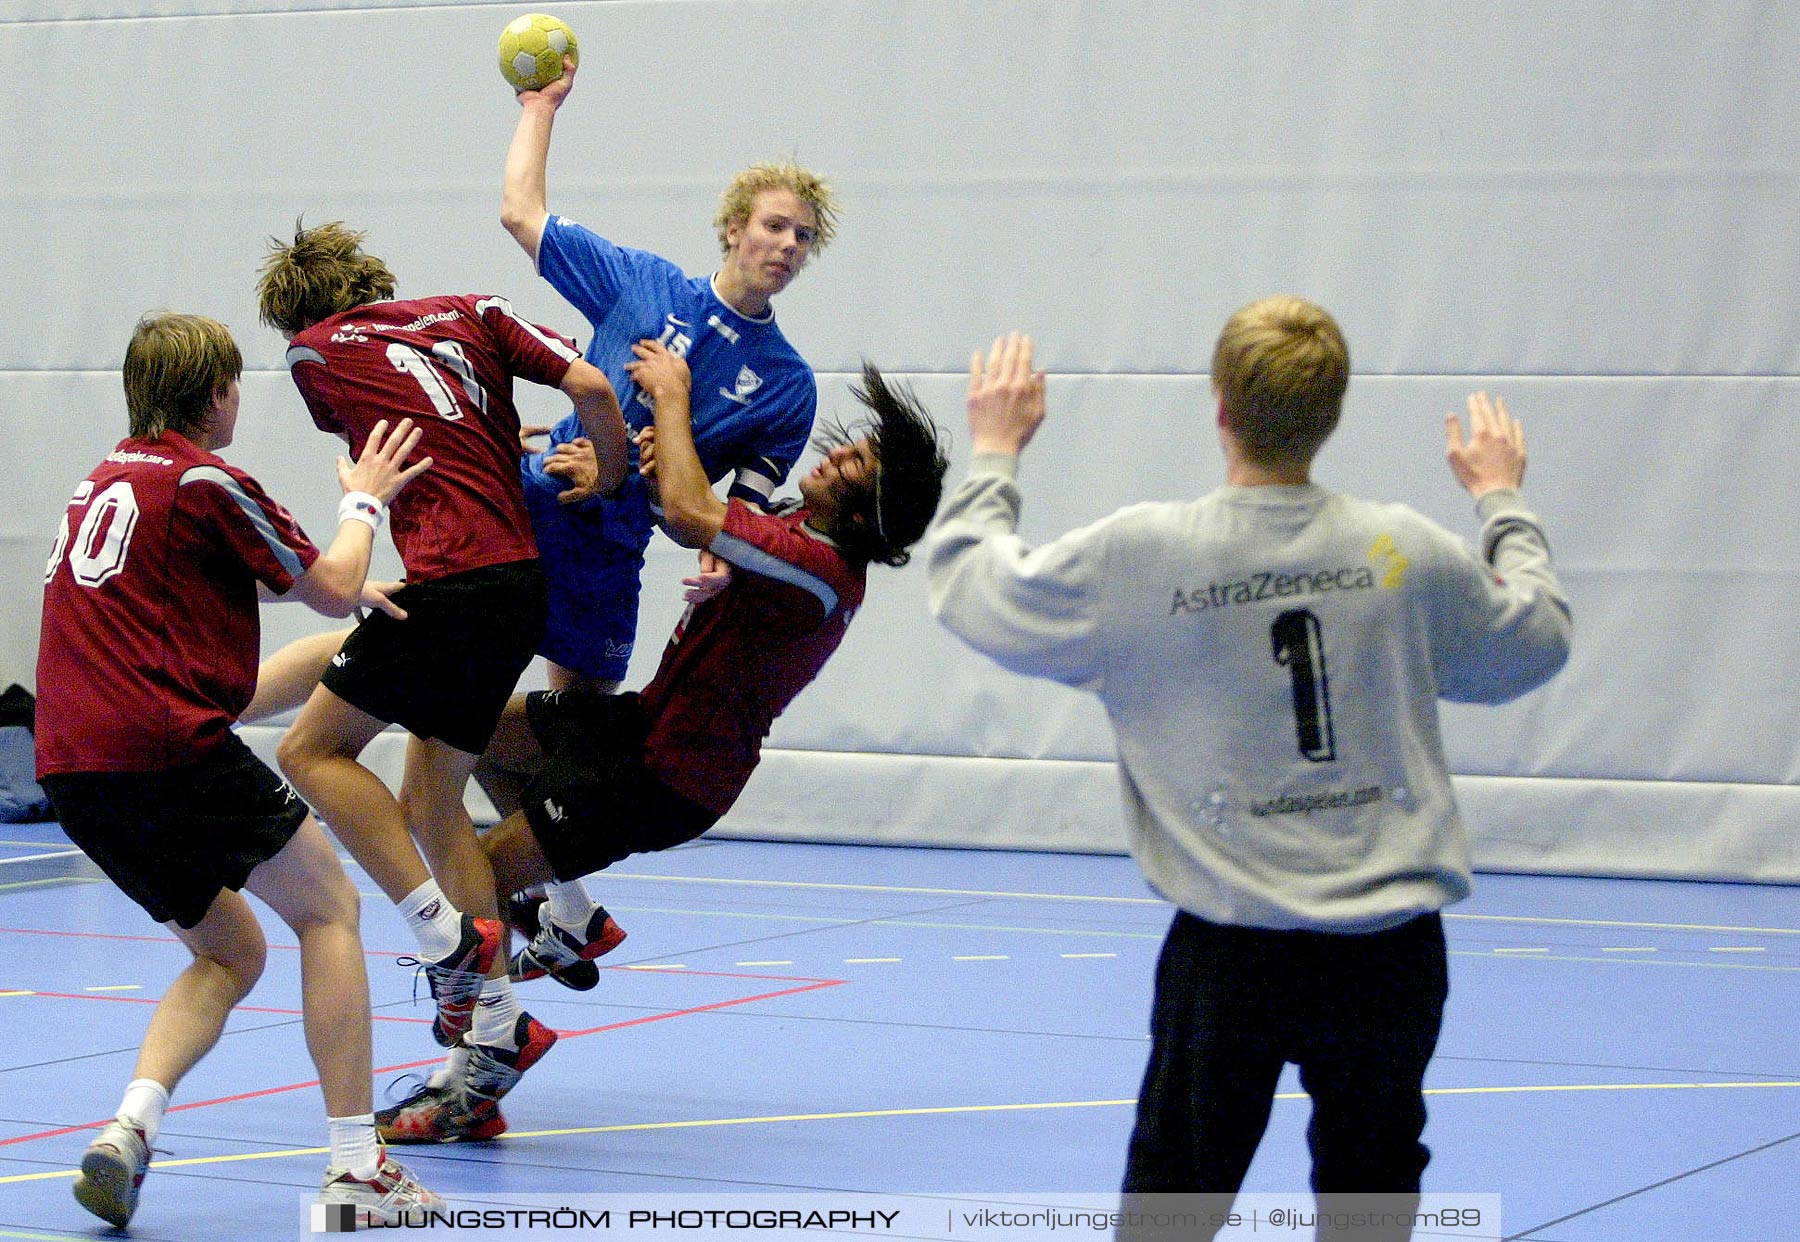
[286,294,578,582]
[37,433,320,775]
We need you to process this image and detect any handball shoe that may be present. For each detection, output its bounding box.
[411,914,502,1048]
[375,1081,508,1144]
[464,1013,559,1108]
[508,904,627,991]
[320,1151,445,1225]
[72,1120,148,1228]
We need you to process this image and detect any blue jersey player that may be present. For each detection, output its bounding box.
[476,55,840,986]
[246,58,842,1005]
[502,55,841,694]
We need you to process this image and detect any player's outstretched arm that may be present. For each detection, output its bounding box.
[501,56,576,260]
[626,339,725,548]
[285,418,433,617]
[1445,391,1526,499]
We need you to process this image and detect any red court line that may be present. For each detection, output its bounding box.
[0,975,846,1149]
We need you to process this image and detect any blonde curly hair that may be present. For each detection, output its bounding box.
[713,160,840,258]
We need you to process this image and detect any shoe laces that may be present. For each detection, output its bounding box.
[462,1041,523,1103]
[396,954,485,1009]
[381,1073,430,1105]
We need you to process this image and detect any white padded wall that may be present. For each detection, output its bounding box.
[5,2,1797,880]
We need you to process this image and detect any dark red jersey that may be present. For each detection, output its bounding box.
[286,294,577,580]
[36,432,319,775]
[638,501,866,814]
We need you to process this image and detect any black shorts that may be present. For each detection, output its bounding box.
[41,733,309,930]
[519,689,717,881]
[323,559,548,755]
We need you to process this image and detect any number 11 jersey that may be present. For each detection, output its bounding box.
[286,294,578,582]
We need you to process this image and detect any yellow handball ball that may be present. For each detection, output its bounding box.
[498,13,579,92]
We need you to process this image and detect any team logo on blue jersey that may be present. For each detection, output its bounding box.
[720,365,763,406]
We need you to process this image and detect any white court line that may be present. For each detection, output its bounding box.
[602,871,1161,905]
[597,872,1800,936]
[0,849,83,866]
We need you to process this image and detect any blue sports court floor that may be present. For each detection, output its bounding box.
[0,820,1794,1240]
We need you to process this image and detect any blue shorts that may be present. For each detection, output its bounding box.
[522,458,650,683]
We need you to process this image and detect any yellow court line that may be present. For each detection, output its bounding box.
[0,1144,334,1184]
[82,985,140,993]
[0,992,34,999]
[8,1081,1798,1184]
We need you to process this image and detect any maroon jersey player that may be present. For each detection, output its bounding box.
[37,312,441,1227]
[254,221,628,1106]
[374,336,947,1145]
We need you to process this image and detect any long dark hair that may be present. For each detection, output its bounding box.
[813,364,950,567]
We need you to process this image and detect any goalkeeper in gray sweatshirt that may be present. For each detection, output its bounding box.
[927,304,1571,1238]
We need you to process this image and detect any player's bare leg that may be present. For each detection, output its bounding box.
[242,629,351,726]
[276,688,430,903]
[485,813,556,899]
[138,894,268,1092]
[244,815,372,1118]
[523,661,615,940]
[545,661,618,695]
[471,693,545,819]
[73,892,266,1227]
[402,736,498,921]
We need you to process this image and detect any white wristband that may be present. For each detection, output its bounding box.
[338,491,385,531]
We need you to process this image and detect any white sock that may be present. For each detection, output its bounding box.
[399,879,465,963]
[470,975,521,1050]
[426,1044,471,1091]
[543,879,596,930]
[117,1078,169,1147]
[327,1114,380,1180]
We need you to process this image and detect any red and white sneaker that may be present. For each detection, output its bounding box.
[464,1013,559,1108]
[72,1120,148,1228]
[508,904,626,992]
[375,1080,508,1144]
[407,914,503,1048]
[319,1151,445,1226]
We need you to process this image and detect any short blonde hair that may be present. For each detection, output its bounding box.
[1210,295,1350,468]
[256,219,397,335]
[122,312,242,441]
[713,160,840,258]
